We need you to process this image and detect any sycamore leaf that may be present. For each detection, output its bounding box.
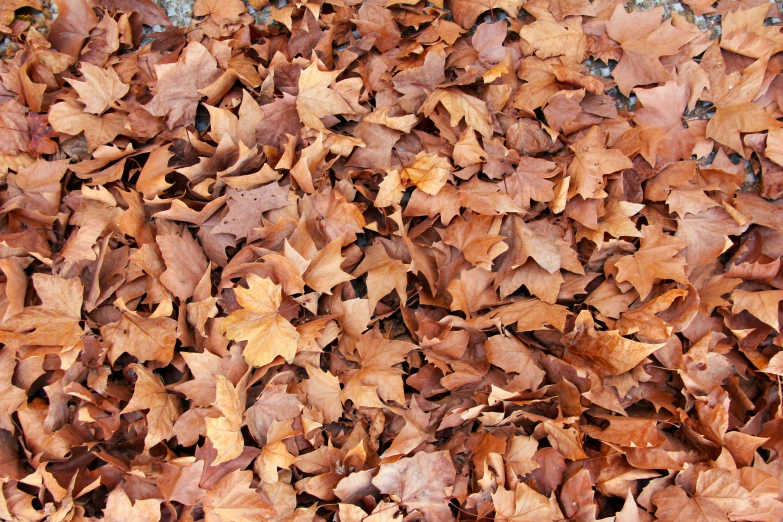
[68,63,129,115]
[342,327,416,407]
[563,310,665,375]
[205,376,245,465]
[49,100,129,151]
[605,6,700,96]
[303,237,354,294]
[504,435,540,476]
[401,151,454,195]
[720,5,783,59]
[103,489,161,522]
[421,89,493,138]
[144,41,221,128]
[301,364,343,423]
[221,274,300,367]
[377,152,453,206]
[518,8,586,61]
[0,273,84,351]
[124,364,183,450]
[193,0,247,37]
[440,214,507,270]
[567,126,634,200]
[0,349,26,433]
[203,470,276,522]
[297,60,354,132]
[703,45,781,154]
[615,225,689,300]
[372,451,456,522]
[731,289,783,331]
[449,0,526,29]
[102,303,178,365]
[351,242,410,310]
[157,230,208,300]
[492,483,553,522]
[363,107,419,133]
[485,334,544,384]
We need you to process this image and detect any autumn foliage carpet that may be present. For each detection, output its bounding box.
[5,0,783,520]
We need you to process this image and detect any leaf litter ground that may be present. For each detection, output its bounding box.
[2,0,783,521]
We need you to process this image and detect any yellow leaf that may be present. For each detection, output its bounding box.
[297,61,354,132]
[221,275,300,367]
[205,376,245,465]
[421,88,493,138]
[400,151,453,196]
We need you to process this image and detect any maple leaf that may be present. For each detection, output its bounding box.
[372,451,456,522]
[0,100,30,155]
[518,7,586,61]
[124,363,183,450]
[720,5,783,59]
[703,44,781,154]
[440,214,507,270]
[0,273,84,351]
[301,364,343,424]
[193,0,247,37]
[351,241,410,310]
[203,470,276,522]
[303,237,354,295]
[492,483,553,522]
[206,376,245,465]
[449,0,526,29]
[49,0,98,59]
[49,100,129,151]
[731,289,783,331]
[68,63,129,115]
[297,60,354,132]
[144,41,221,128]
[605,6,700,95]
[221,274,300,367]
[392,48,447,113]
[102,301,178,365]
[157,230,208,300]
[615,225,689,300]
[342,328,416,407]
[563,310,665,375]
[421,88,493,139]
[0,349,25,433]
[102,488,161,522]
[567,126,634,200]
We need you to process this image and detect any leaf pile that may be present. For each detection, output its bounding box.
[3,0,783,520]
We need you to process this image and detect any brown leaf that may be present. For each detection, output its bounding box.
[372,450,456,522]
[563,310,664,375]
[123,363,183,449]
